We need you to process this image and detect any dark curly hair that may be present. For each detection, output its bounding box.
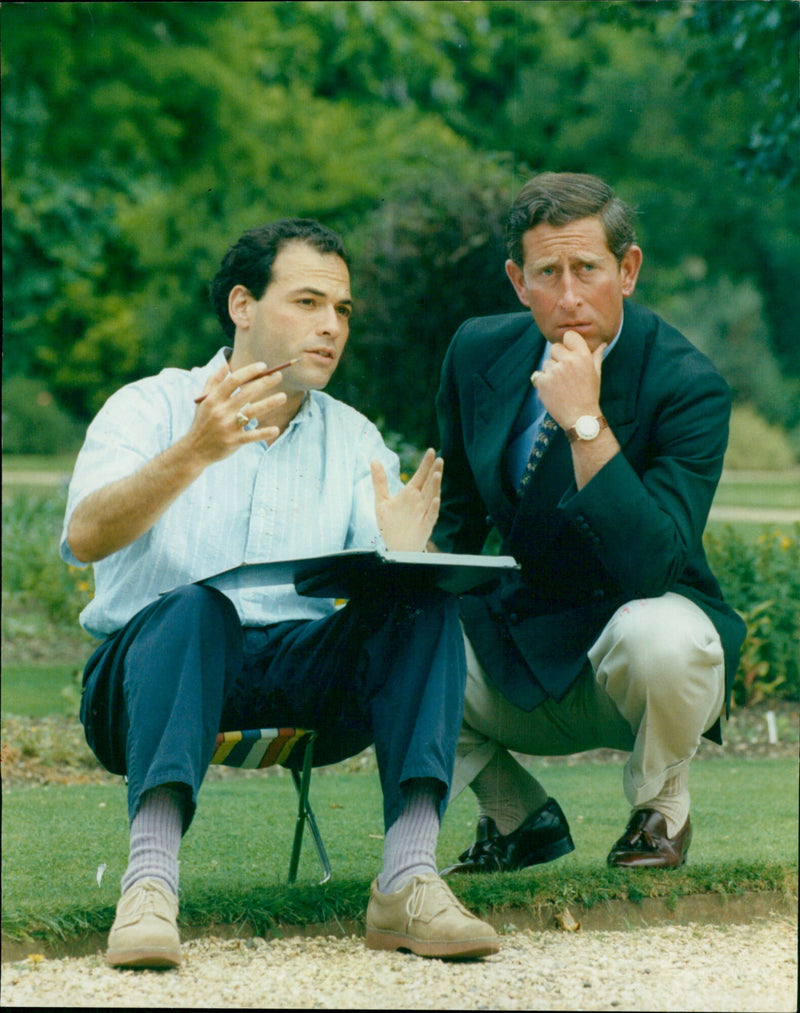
[209,219,349,339]
[506,173,637,268]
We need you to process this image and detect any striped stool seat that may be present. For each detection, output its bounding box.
[211,727,331,884]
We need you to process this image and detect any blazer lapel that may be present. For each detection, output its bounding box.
[472,321,545,526]
[597,303,648,449]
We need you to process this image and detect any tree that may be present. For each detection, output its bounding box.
[336,164,520,447]
[681,0,800,188]
[1,1,473,417]
[2,1,798,450]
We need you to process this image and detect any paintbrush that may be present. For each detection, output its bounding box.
[193,357,301,404]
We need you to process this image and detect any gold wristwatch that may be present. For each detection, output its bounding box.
[565,414,608,443]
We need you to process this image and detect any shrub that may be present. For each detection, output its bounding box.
[724,404,798,471]
[704,524,800,705]
[1,377,84,455]
[1,489,93,625]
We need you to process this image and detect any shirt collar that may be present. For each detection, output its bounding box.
[603,310,624,359]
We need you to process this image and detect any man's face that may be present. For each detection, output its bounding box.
[505,216,642,352]
[231,241,353,399]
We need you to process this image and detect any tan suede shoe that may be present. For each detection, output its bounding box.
[365,873,499,959]
[106,878,181,968]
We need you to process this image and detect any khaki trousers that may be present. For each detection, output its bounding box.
[454,593,726,808]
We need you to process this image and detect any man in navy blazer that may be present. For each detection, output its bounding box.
[433,172,746,872]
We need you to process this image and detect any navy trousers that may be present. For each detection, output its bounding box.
[80,584,466,832]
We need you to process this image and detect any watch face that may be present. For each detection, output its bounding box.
[576,415,600,440]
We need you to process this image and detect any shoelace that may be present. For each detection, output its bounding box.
[459,835,505,869]
[624,813,663,852]
[628,827,660,851]
[128,883,172,917]
[404,878,466,927]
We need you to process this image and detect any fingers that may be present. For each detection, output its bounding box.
[372,450,443,552]
[195,361,287,432]
[370,460,390,502]
[221,361,285,405]
[562,329,585,346]
[239,389,288,425]
[195,362,231,403]
[592,342,607,376]
[372,450,442,505]
[407,450,443,520]
[244,424,281,445]
[409,448,443,489]
[197,361,286,406]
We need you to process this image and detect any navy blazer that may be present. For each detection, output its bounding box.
[434,302,746,731]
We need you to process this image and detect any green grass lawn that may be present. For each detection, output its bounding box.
[2,757,797,946]
[714,471,800,511]
[1,453,78,473]
[2,665,84,718]
[2,664,797,947]
[2,468,798,949]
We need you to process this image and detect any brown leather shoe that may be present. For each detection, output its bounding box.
[607,810,692,869]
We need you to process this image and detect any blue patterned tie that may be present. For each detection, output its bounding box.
[517,413,559,494]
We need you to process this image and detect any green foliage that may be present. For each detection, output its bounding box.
[1,489,94,625]
[724,405,798,471]
[1,0,476,423]
[705,525,800,705]
[662,276,800,439]
[338,166,520,445]
[1,377,85,455]
[680,0,800,187]
[2,0,799,448]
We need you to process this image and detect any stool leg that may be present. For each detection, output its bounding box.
[288,734,331,884]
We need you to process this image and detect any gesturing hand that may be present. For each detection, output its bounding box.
[371,448,443,552]
[188,361,289,463]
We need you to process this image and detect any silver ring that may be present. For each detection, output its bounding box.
[236,410,250,428]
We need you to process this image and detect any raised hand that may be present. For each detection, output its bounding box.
[371,448,444,552]
[188,361,289,462]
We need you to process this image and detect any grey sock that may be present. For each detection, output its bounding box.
[120,784,184,897]
[377,779,441,895]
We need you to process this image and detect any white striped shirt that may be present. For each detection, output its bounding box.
[61,349,401,638]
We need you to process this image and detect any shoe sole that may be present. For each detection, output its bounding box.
[106,946,182,969]
[365,928,499,959]
[607,852,689,869]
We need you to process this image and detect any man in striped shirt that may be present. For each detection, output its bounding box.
[62,219,498,968]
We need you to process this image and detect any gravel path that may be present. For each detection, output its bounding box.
[2,918,796,1010]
